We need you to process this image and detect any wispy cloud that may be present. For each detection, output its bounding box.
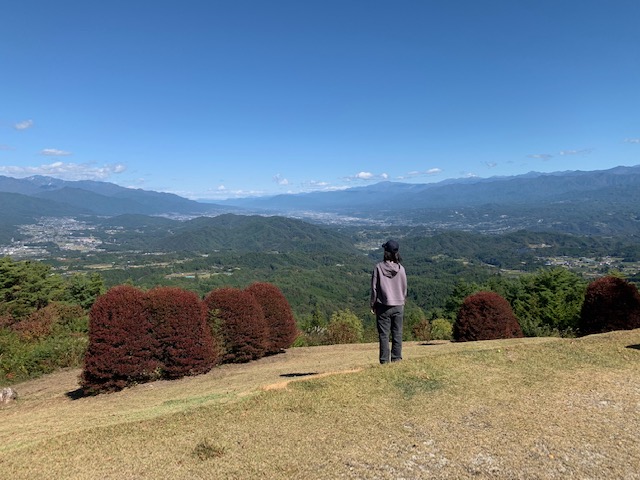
[559,149,593,156]
[298,180,344,192]
[528,148,593,160]
[309,180,330,187]
[0,161,126,180]
[528,154,553,160]
[40,148,72,156]
[172,184,273,200]
[485,162,497,168]
[273,174,289,186]
[397,168,442,180]
[625,138,640,144]
[14,120,34,130]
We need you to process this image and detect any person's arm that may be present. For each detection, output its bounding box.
[401,266,408,301]
[370,265,378,311]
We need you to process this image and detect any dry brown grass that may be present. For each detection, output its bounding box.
[1,331,639,479]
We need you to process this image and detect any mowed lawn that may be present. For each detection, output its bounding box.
[1,330,639,479]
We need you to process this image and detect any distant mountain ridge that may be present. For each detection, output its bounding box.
[0,175,233,218]
[1,165,640,238]
[221,165,640,213]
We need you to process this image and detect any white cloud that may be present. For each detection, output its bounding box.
[354,171,374,180]
[273,174,289,185]
[625,138,640,144]
[0,161,127,181]
[426,168,442,175]
[485,162,497,168]
[380,173,389,180]
[14,120,34,130]
[41,148,72,156]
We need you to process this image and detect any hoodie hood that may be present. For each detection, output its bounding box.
[380,260,401,278]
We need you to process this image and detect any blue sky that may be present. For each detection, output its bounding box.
[1,1,639,200]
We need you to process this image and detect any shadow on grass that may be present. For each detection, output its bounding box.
[280,372,319,378]
[626,344,640,351]
[66,388,86,400]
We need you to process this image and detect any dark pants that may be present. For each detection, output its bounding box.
[375,304,404,364]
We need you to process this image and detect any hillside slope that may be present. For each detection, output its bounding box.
[2,330,639,479]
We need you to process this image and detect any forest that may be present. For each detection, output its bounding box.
[1,217,640,386]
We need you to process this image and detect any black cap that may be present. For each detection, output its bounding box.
[382,240,399,253]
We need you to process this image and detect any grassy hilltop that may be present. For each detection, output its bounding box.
[1,330,638,479]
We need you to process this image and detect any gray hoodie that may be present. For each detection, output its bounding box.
[370,261,407,308]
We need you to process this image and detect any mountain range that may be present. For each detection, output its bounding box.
[1,165,640,239]
[0,175,233,217]
[219,165,640,213]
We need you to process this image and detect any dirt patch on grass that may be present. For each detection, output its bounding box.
[262,368,363,390]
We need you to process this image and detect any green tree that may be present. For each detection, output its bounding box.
[310,303,328,329]
[443,280,482,320]
[0,258,64,319]
[64,273,105,310]
[512,268,586,336]
[404,305,428,341]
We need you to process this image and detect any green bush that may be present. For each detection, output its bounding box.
[326,309,363,344]
[292,326,327,347]
[429,318,453,341]
[0,329,87,385]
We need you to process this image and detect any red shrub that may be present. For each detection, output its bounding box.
[10,302,85,341]
[411,319,431,342]
[579,276,640,336]
[11,306,56,341]
[204,287,268,363]
[454,291,523,342]
[245,282,298,354]
[82,285,161,394]
[146,287,219,378]
[0,313,16,329]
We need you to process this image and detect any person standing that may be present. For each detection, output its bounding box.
[370,239,407,364]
